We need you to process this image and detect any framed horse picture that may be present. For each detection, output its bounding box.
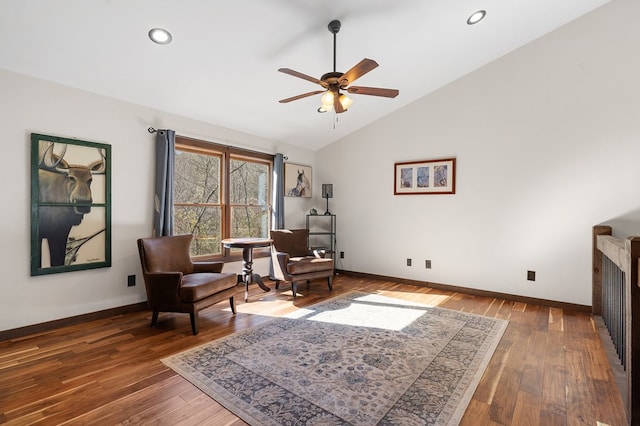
[284,163,312,198]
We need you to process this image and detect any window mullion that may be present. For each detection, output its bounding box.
[222,151,231,256]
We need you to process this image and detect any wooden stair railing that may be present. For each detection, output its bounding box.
[593,225,640,425]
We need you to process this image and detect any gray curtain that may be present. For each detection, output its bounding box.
[272,153,285,230]
[152,129,175,237]
[270,153,285,280]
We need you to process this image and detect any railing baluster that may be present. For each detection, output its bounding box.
[601,256,626,368]
[620,266,626,369]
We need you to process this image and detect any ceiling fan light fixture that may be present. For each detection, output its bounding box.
[339,94,353,110]
[320,91,335,112]
[321,91,334,106]
[148,28,172,45]
[467,10,486,25]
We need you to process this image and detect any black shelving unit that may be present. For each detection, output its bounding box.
[306,214,336,260]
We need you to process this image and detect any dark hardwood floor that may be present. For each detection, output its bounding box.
[0,275,627,425]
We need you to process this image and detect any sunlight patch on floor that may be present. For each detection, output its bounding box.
[304,293,432,331]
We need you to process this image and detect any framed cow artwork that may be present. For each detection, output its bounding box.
[30,133,112,276]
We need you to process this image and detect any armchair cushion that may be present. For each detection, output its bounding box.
[288,256,333,275]
[180,273,237,302]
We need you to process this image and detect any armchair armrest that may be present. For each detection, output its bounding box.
[142,271,184,309]
[192,261,224,273]
[271,251,290,281]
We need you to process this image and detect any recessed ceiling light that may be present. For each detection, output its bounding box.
[467,10,486,25]
[148,28,172,45]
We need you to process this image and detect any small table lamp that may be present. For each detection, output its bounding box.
[322,184,333,215]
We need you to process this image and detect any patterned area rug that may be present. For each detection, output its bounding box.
[162,292,508,425]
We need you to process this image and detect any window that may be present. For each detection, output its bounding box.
[173,136,273,258]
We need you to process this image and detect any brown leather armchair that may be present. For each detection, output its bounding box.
[137,234,238,335]
[270,229,334,297]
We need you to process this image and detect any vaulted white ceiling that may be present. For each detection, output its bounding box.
[0,0,609,150]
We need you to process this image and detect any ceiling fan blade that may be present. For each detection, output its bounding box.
[278,68,327,88]
[347,86,399,98]
[339,58,379,86]
[279,90,325,103]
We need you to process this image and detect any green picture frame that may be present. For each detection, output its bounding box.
[30,133,112,276]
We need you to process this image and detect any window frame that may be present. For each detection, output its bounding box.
[175,136,273,261]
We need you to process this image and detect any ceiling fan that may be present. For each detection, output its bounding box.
[278,19,399,114]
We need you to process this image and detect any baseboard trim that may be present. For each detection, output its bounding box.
[0,302,148,342]
[337,270,592,312]
[2,272,591,341]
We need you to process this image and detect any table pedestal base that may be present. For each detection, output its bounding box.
[239,245,270,302]
[237,273,270,302]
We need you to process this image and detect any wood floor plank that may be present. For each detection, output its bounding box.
[545,329,566,367]
[523,330,547,370]
[540,409,567,426]
[58,374,189,425]
[588,377,628,426]
[565,373,594,425]
[541,363,568,417]
[488,366,522,424]
[511,390,541,426]
[460,399,501,426]
[548,307,564,332]
[0,275,627,425]
[520,363,543,396]
[473,345,509,404]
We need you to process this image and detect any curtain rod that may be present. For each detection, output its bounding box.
[147,127,286,160]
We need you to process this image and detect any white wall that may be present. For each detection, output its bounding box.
[0,70,314,331]
[316,0,640,306]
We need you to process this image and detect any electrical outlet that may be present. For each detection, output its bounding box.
[527,271,536,281]
[340,251,344,259]
[406,258,412,266]
[425,260,431,269]
[127,275,136,287]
